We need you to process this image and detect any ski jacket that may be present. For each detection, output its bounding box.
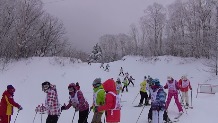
[178,79,192,92]
[66,90,89,112]
[122,79,128,86]
[164,80,179,94]
[45,85,61,115]
[98,79,121,122]
[93,85,105,112]
[0,90,20,115]
[140,80,148,92]
[151,86,166,111]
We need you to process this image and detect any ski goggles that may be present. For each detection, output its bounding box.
[42,85,49,91]
[68,86,75,92]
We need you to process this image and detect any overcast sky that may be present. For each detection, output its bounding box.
[43,0,176,52]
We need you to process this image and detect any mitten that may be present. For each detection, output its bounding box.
[61,106,66,112]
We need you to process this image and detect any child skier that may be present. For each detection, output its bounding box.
[100,63,104,69]
[116,78,123,95]
[95,79,121,123]
[178,76,192,108]
[119,67,124,76]
[150,79,167,123]
[128,75,135,87]
[122,77,129,92]
[147,79,171,123]
[91,78,106,123]
[105,64,110,72]
[41,81,61,123]
[61,83,89,123]
[164,76,183,114]
[0,85,23,123]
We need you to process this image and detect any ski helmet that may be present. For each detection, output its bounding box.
[93,78,101,88]
[42,81,50,92]
[152,78,160,86]
[68,83,76,92]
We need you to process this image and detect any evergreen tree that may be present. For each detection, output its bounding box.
[88,43,102,63]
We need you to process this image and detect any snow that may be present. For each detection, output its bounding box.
[0,55,218,123]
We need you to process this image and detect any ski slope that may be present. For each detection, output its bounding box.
[0,56,218,123]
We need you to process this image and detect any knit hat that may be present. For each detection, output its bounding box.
[7,85,14,90]
[93,78,101,87]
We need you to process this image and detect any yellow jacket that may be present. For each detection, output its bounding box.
[140,80,147,92]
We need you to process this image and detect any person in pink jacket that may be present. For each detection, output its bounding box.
[61,83,89,123]
[95,79,121,123]
[164,76,183,114]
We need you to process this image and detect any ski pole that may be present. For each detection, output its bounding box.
[72,110,76,123]
[132,92,139,104]
[33,111,37,123]
[136,105,146,123]
[41,113,43,123]
[190,90,193,109]
[14,110,20,123]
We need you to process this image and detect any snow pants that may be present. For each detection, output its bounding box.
[79,108,89,123]
[91,112,103,123]
[181,91,189,105]
[139,91,148,105]
[46,115,59,123]
[165,92,183,112]
[148,107,169,122]
[0,114,11,123]
[152,110,164,123]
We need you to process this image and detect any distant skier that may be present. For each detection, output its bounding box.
[104,64,110,72]
[119,67,124,76]
[0,85,23,123]
[100,63,104,69]
[116,78,123,95]
[178,75,192,108]
[128,75,135,87]
[164,76,183,115]
[41,81,61,123]
[122,77,129,93]
[124,72,129,79]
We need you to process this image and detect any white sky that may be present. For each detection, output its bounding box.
[42,0,176,52]
[1,55,218,122]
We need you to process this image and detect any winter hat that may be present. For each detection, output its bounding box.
[152,79,160,86]
[144,76,147,79]
[167,76,172,81]
[7,85,14,90]
[182,76,187,80]
[68,83,76,92]
[93,78,101,87]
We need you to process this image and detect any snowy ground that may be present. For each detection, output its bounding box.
[0,55,218,123]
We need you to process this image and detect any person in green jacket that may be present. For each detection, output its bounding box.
[122,77,129,92]
[138,76,149,106]
[91,78,106,123]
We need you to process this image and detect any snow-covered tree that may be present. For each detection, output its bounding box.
[88,43,102,63]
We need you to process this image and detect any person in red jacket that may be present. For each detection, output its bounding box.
[178,76,192,108]
[0,85,22,123]
[95,79,121,123]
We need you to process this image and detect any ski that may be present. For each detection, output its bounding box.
[173,119,179,122]
[134,105,143,107]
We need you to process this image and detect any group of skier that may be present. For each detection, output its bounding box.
[0,71,192,123]
[135,75,192,123]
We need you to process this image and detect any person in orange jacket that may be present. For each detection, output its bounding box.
[95,79,121,123]
[0,85,22,123]
[178,76,192,107]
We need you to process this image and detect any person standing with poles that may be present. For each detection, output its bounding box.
[41,81,61,123]
[178,76,192,109]
[94,79,121,123]
[90,78,106,123]
[164,76,183,115]
[0,85,23,123]
[61,83,89,123]
[138,76,149,106]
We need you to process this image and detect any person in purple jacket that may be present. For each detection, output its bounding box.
[61,83,89,123]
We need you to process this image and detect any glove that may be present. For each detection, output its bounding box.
[90,106,93,110]
[18,106,23,111]
[190,88,192,90]
[94,106,98,112]
[61,106,66,112]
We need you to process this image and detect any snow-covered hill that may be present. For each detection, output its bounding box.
[0,56,217,123]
